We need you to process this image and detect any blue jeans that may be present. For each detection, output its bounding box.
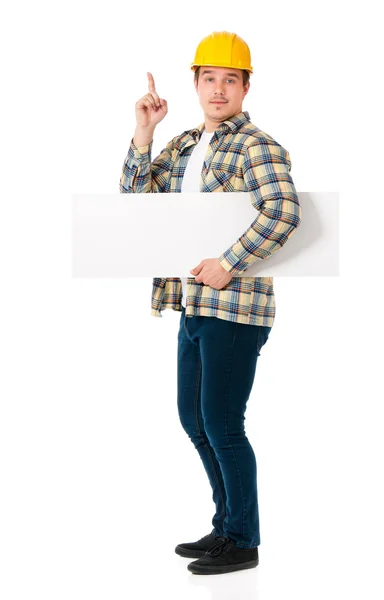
[177,306,272,549]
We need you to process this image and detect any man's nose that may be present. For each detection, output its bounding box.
[214,82,225,94]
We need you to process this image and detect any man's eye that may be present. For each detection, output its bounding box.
[205,77,235,83]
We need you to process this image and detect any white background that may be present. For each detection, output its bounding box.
[1,1,383,599]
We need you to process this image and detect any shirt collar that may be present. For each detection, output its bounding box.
[190,111,251,140]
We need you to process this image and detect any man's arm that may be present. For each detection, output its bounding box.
[218,141,302,274]
[119,137,175,193]
[120,71,171,194]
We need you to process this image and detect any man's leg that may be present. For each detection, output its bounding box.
[185,313,271,549]
[177,307,227,537]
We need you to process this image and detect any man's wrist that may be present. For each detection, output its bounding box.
[133,125,156,147]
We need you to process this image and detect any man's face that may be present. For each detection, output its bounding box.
[194,66,250,127]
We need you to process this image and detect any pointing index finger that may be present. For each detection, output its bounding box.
[147,72,156,94]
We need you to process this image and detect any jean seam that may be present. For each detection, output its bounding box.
[193,360,203,437]
[193,354,227,523]
[222,323,247,542]
[204,444,227,523]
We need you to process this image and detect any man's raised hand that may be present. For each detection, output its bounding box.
[135,72,168,129]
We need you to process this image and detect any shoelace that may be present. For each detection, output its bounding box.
[205,536,232,557]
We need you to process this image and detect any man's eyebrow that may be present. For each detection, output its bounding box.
[201,70,240,79]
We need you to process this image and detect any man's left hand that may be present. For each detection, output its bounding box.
[190,258,234,290]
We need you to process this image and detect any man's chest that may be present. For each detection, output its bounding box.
[169,143,247,193]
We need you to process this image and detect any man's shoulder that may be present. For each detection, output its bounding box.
[164,129,196,152]
[237,121,287,153]
[165,118,287,154]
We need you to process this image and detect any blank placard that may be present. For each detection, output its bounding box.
[72,192,339,277]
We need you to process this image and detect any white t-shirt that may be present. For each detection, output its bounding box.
[180,130,214,308]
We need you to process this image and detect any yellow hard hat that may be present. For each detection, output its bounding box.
[191,31,253,74]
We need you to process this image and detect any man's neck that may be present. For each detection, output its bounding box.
[203,109,243,133]
[204,118,221,133]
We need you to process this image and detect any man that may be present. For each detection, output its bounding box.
[120,31,301,575]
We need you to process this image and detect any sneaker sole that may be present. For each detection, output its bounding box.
[188,557,259,574]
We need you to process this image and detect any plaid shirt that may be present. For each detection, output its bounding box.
[120,111,301,327]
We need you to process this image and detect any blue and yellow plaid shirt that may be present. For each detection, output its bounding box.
[120,111,301,327]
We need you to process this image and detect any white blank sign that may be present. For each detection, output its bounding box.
[72,192,339,277]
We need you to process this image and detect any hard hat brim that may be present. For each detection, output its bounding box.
[190,62,253,74]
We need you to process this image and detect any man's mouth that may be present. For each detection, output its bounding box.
[210,100,228,104]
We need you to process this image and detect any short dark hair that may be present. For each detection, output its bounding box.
[194,66,250,87]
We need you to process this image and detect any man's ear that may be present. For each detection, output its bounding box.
[243,82,250,97]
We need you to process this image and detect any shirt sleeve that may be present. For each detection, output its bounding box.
[218,141,302,274]
[119,137,175,193]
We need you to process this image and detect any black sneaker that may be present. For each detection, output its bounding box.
[187,536,259,574]
[175,532,221,558]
